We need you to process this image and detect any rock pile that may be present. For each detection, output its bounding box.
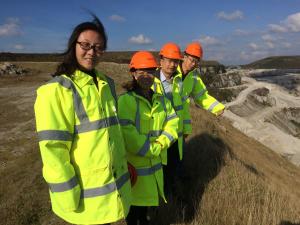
[0,62,28,76]
[249,87,276,107]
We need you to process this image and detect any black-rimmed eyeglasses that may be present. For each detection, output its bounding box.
[77,42,104,53]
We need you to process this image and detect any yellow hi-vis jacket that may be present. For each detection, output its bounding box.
[118,91,179,206]
[152,69,192,161]
[34,70,131,225]
[178,66,225,115]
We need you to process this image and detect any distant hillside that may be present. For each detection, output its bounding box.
[0,52,223,67]
[243,56,300,69]
[0,52,135,64]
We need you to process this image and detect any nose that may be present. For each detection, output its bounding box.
[170,61,178,67]
[86,47,96,55]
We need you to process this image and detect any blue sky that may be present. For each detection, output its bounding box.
[0,0,299,65]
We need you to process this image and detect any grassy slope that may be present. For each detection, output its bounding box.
[0,62,299,225]
[242,56,300,69]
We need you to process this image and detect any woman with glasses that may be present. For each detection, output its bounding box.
[34,14,131,225]
[118,51,179,225]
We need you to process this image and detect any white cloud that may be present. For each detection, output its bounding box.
[261,34,275,42]
[285,12,300,32]
[283,42,291,48]
[0,18,21,37]
[240,50,268,62]
[268,24,288,33]
[268,12,300,33]
[249,43,259,50]
[266,42,274,49]
[217,10,244,21]
[195,35,223,46]
[261,35,275,49]
[109,14,126,22]
[129,34,152,44]
[14,44,24,50]
[234,29,250,36]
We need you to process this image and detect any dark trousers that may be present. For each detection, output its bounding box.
[126,206,149,225]
[163,140,184,196]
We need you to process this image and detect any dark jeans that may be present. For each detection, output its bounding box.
[126,206,149,225]
[163,140,184,196]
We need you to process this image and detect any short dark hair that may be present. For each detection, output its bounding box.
[53,13,107,77]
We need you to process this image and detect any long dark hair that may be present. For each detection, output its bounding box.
[53,13,107,77]
[122,76,139,91]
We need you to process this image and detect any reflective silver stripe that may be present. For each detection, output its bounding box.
[208,101,219,112]
[183,119,191,124]
[193,89,206,99]
[166,113,178,121]
[149,130,162,137]
[38,130,73,141]
[178,132,183,137]
[162,131,175,143]
[81,172,130,198]
[153,82,157,92]
[178,79,183,96]
[119,119,135,126]
[49,76,89,123]
[137,138,150,156]
[182,95,189,102]
[159,96,167,112]
[74,116,119,134]
[192,70,197,92]
[48,176,78,193]
[135,98,141,133]
[136,163,162,176]
[174,105,183,111]
[105,76,118,110]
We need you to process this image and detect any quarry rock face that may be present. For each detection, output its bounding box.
[222,69,300,166]
[200,70,242,89]
[0,62,28,76]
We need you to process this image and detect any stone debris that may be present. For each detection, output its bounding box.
[0,62,28,76]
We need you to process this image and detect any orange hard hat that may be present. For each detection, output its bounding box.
[185,42,203,58]
[129,51,158,70]
[159,42,182,59]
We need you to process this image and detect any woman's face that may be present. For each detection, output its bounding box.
[133,69,155,90]
[76,30,104,71]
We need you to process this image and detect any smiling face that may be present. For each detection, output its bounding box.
[75,29,104,71]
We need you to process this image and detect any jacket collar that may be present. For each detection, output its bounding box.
[154,68,181,80]
[71,69,106,88]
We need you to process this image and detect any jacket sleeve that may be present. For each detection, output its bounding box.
[192,72,225,115]
[34,82,81,212]
[118,94,162,158]
[156,97,179,150]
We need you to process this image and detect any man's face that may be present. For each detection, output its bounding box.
[183,54,200,72]
[160,57,180,78]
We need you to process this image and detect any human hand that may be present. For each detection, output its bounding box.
[216,109,224,118]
